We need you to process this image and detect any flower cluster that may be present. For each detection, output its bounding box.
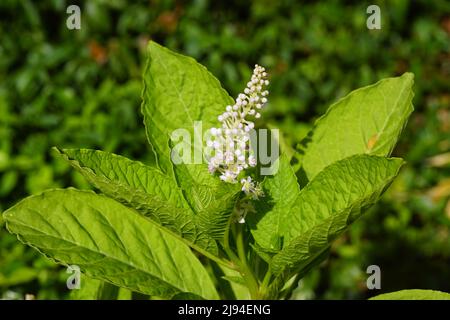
[206,64,268,208]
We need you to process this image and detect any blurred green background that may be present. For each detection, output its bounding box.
[0,0,449,299]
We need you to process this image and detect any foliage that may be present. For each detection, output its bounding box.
[0,0,449,299]
[3,41,415,299]
[370,289,450,300]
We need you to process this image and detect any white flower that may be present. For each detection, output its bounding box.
[206,64,269,202]
[240,176,264,200]
[220,171,238,183]
[241,177,253,193]
[248,155,257,166]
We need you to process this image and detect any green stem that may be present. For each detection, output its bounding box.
[254,266,272,299]
[261,268,272,289]
[234,223,260,299]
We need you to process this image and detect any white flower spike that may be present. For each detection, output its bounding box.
[206,64,269,205]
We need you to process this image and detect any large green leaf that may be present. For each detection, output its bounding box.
[270,155,404,278]
[248,154,300,251]
[3,189,219,299]
[141,41,234,174]
[57,148,188,208]
[55,148,218,254]
[141,41,241,239]
[297,73,414,181]
[370,289,450,300]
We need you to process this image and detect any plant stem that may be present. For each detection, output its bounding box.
[261,268,272,290]
[223,220,260,298]
[234,223,260,299]
[249,265,272,300]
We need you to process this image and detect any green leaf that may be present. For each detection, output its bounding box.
[55,148,218,254]
[297,73,414,181]
[3,189,219,299]
[270,155,404,277]
[141,41,233,174]
[250,243,276,264]
[57,148,188,209]
[370,289,450,300]
[269,247,330,299]
[221,275,246,286]
[248,154,300,251]
[193,177,241,240]
[141,41,241,239]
